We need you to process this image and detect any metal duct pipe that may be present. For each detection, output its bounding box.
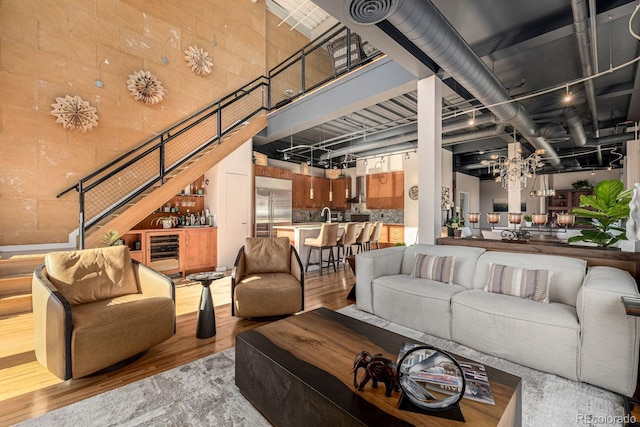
[345,0,561,166]
[322,132,417,160]
[571,0,599,136]
[442,113,498,133]
[353,142,417,159]
[584,132,635,146]
[565,108,587,146]
[442,125,506,146]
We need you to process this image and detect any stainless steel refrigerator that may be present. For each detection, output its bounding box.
[255,176,292,237]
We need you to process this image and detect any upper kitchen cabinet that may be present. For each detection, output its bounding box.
[254,164,292,180]
[329,177,351,210]
[292,173,306,209]
[367,172,404,209]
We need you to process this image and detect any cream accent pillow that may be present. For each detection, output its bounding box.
[45,246,139,306]
[484,263,552,303]
[244,237,291,275]
[411,254,455,284]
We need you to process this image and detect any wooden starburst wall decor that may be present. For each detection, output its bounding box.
[184,45,213,76]
[127,70,166,104]
[50,95,99,132]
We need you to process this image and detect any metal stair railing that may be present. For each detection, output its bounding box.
[57,25,382,249]
[58,76,269,248]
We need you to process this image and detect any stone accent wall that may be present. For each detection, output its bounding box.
[0,0,307,246]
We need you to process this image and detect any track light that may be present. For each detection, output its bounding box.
[405,152,410,160]
[283,153,290,160]
[563,84,573,103]
[363,159,368,166]
[380,156,385,164]
[468,110,476,126]
[95,58,109,88]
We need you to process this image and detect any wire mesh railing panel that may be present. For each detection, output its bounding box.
[164,113,219,172]
[84,148,160,223]
[220,86,266,133]
[304,44,333,93]
[270,59,303,108]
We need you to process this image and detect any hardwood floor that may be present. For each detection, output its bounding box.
[0,267,355,426]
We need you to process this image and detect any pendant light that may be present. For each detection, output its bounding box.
[309,146,314,200]
[328,155,333,202]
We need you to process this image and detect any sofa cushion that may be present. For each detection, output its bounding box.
[45,246,139,306]
[372,274,467,340]
[484,264,552,303]
[452,289,580,380]
[234,273,301,317]
[474,252,586,306]
[401,245,486,289]
[244,237,291,275]
[71,293,175,378]
[411,254,454,284]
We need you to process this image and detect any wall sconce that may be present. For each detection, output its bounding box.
[95,58,109,88]
[487,212,501,230]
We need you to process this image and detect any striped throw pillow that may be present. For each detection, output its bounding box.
[484,264,552,303]
[411,254,455,284]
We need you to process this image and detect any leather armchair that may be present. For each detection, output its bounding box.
[32,245,175,380]
[232,237,304,318]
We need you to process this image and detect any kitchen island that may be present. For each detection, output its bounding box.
[274,223,345,271]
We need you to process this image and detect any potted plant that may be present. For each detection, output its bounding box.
[568,180,632,248]
[524,214,533,227]
[446,216,462,238]
[98,230,124,247]
[572,179,591,190]
[152,216,179,229]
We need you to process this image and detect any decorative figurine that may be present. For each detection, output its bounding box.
[352,351,400,397]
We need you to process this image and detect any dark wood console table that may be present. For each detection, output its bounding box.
[436,237,640,284]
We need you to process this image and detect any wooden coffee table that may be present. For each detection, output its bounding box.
[235,308,521,426]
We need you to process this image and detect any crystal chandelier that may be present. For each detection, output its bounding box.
[482,149,545,191]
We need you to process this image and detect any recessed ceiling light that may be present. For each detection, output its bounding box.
[478,151,485,155]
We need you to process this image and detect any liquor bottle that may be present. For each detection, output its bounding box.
[190,212,196,226]
[186,209,191,226]
[200,211,206,225]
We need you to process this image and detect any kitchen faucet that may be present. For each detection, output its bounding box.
[321,206,331,223]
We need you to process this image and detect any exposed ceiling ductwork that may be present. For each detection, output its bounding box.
[571,0,599,136]
[565,108,588,146]
[344,0,562,166]
[442,125,506,146]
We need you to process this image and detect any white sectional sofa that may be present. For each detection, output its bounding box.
[355,243,640,397]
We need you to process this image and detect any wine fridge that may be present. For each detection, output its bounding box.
[148,233,180,273]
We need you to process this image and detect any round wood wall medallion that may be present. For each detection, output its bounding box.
[408,185,418,200]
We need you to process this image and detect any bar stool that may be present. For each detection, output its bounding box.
[304,223,339,275]
[354,222,372,254]
[368,221,383,250]
[336,222,361,270]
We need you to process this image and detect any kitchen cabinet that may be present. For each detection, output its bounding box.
[366,172,404,209]
[183,227,217,272]
[292,173,306,209]
[378,224,404,248]
[330,178,350,209]
[123,227,217,276]
[254,164,292,180]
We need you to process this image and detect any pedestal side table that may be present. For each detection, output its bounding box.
[187,272,224,339]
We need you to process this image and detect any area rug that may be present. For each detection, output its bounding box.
[18,305,625,427]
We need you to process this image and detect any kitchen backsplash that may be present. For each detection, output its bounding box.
[292,207,404,224]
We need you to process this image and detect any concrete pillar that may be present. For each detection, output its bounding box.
[417,76,442,244]
[625,139,640,189]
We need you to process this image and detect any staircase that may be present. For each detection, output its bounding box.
[0,252,44,316]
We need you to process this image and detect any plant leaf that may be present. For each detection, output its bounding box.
[593,180,623,207]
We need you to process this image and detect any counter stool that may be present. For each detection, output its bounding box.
[304,222,339,275]
[336,222,361,270]
[368,221,383,250]
[354,222,372,254]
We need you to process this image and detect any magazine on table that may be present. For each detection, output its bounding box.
[397,343,495,405]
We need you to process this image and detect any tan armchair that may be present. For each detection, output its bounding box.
[232,237,304,318]
[32,245,175,380]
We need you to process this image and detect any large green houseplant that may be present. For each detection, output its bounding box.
[568,179,632,248]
